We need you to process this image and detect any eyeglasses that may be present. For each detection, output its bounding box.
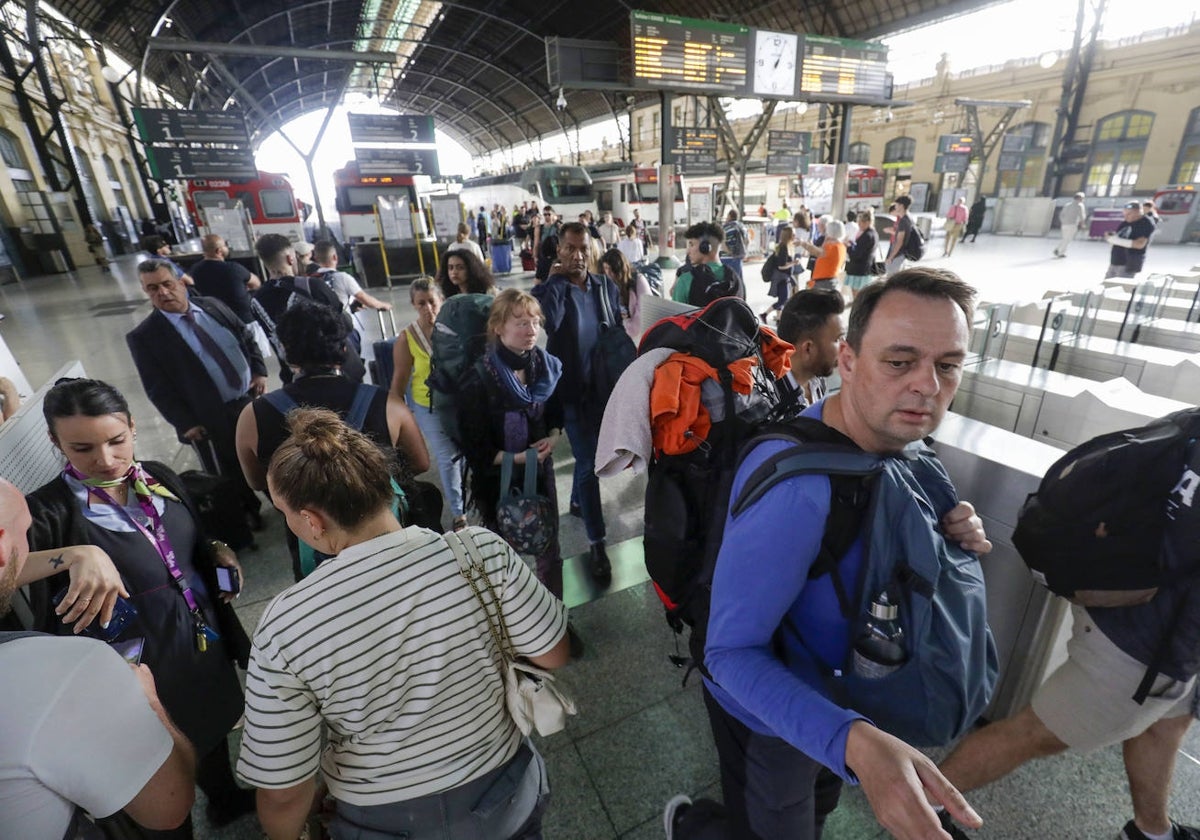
[142,278,178,295]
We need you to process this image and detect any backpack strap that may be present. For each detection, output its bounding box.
[730,418,884,618]
[522,449,539,496]
[262,389,299,416]
[345,383,376,431]
[500,450,515,495]
[0,630,45,643]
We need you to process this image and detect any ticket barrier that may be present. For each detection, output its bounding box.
[930,412,1067,718]
[971,297,1200,403]
[1103,272,1200,324]
[1004,284,1200,352]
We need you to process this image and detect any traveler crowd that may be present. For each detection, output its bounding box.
[2,198,1194,840]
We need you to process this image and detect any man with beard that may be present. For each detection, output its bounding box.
[776,288,846,410]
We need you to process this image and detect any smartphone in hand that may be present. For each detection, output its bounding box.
[215,566,241,595]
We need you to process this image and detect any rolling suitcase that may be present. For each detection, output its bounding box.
[369,309,399,389]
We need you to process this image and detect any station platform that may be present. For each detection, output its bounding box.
[1,232,1198,839]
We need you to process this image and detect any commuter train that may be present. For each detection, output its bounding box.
[460,163,595,221]
[332,161,439,242]
[586,162,687,230]
[185,170,306,243]
[1151,184,1200,244]
[693,163,886,219]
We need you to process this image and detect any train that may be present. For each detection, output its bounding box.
[185,170,306,245]
[332,161,439,242]
[460,163,594,221]
[586,162,686,230]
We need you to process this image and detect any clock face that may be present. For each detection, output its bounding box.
[753,30,799,98]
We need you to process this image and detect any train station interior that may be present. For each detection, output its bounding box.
[1,0,1199,838]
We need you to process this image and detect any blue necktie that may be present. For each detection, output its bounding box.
[181,310,244,392]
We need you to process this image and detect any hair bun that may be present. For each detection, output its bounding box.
[286,407,351,460]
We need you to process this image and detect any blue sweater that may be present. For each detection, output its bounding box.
[704,401,869,782]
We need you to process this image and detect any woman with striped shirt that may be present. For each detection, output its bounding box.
[237,408,569,839]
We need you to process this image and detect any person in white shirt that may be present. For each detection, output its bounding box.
[617,223,645,266]
[446,222,485,263]
[1054,193,1088,258]
[310,240,392,313]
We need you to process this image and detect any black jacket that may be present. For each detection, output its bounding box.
[531,272,622,404]
[23,461,251,668]
[126,295,267,442]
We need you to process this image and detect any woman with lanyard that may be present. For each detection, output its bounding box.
[457,289,582,656]
[391,277,467,531]
[25,377,253,835]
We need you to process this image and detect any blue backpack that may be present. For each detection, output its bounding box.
[717,419,997,747]
[263,384,407,577]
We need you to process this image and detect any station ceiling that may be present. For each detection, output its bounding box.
[53,0,997,154]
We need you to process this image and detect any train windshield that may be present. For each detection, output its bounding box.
[636,179,684,203]
[260,189,296,219]
[1156,190,1195,213]
[541,169,592,200]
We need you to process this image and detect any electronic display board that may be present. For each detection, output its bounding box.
[766,153,809,175]
[132,108,250,145]
[348,113,436,144]
[798,35,889,101]
[937,135,975,155]
[671,127,719,176]
[145,146,258,181]
[1001,134,1030,153]
[934,153,971,174]
[355,147,440,177]
[631,11,748,94]
[767,130,811,153]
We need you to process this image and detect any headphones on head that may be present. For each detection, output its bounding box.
[699,238,713,255]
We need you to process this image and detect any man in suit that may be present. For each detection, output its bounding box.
[127,258,267,521]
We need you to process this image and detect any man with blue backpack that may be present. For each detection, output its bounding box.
[665,269,997,840]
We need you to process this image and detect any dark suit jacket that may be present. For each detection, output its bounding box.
[126,295,267,441]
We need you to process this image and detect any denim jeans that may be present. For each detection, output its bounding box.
[562,402,605,544]
[409,399,465,518]
[330,741,550,840]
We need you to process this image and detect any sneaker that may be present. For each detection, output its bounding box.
[663,794,692,839]
[939,810,973,840]
[588,542,612,585]
[1120,820,1200,840]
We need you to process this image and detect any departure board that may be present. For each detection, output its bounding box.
[798,35,889,100]
[631,10,749,94]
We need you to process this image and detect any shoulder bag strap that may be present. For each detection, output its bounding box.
[407,323,432,357]
[500,451,515,495]
[445,531,514,659]
[523,449,539,497]
[596,279,615,327]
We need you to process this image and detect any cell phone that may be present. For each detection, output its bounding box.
[215,566,241,595]
[52,587,138,642]
[110,637,145,666]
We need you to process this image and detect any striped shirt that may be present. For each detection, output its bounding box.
[236,526,567,805]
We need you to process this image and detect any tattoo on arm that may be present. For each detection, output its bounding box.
[49,554,65,569]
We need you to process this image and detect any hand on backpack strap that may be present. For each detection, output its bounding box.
[941,501,992,555]
[845,721,982,840]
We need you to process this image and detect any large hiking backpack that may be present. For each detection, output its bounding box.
[903,223,925,261]
[426,293,494,445]
[723,221,747,257]
[1013,407,1200,607]
[635,260,663,296]
[717,425,998,746]
[639,298,793,621]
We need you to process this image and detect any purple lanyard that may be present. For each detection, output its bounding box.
[67,468,204,618]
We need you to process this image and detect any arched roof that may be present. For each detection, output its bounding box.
[49,0,999,153]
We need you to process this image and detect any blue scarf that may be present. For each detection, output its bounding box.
[484,345,562,408]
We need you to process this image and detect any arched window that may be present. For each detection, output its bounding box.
[847,142,871,166]
[1171,107,1200,185]
[0,129,29,170]
[883,136,915,165]
[995,121,1050,197]
[1085,110,1153,197]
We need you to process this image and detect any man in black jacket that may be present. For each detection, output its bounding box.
[127,258,267,518]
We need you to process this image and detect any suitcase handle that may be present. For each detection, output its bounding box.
[377,308,398,339]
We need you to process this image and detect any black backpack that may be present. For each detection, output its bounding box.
[903,223,925,261]
[723,222,746,257]
[685,262,742,307]
[1013,407,1200,606]
[538,226,560,261]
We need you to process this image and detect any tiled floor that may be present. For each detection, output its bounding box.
[3,232,1199,839]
